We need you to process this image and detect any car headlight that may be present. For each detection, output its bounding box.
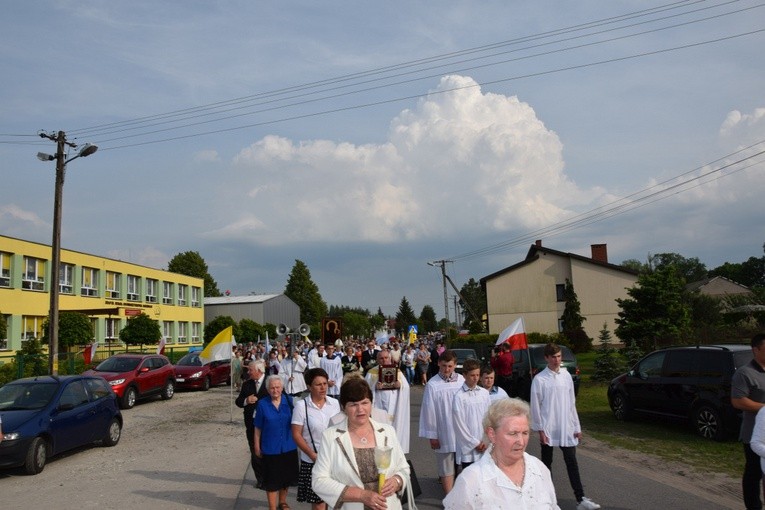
[3,432,20,441]
[190,371,204,379]
[109,378,126,386]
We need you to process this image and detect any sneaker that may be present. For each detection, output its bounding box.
[576,497,601,510]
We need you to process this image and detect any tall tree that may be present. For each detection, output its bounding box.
[419,305,438,333]
[615,265,691,351]
[204,315,238,344]
[238,318,265,343]
[119,313,162,350]
[369,308,386,333]
[560,279,592,352]
[649,252,707,283]
[395,297,418,335]
[284,260,327,327]
[168,251,222,297]
[458,277,486,332]
[343,311,371,339]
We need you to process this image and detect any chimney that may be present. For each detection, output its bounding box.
[535,239,542,248]
[591,244,608,263]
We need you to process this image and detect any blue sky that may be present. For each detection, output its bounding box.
[1,1,764,321]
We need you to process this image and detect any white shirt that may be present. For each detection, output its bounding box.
[488,385,509,402]
[419,371,465,453]
[453,384,491,463]
[290,395,341,463]
[320,354,344,396]
[443,451,560,509]
[280,355,308,394]
[530,367,581,447]
[750,407,765,473]
[307,348,324,369]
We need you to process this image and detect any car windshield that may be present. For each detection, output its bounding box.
[454,350,476,361]
[95,357,141,372]
[0,382,58,411]
[176,353,202,366]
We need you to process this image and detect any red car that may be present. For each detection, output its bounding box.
[84,353,175,409]
[173,352,231,391]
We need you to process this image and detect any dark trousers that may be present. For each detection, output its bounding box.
[743,443,763,509]
[540,443,584,502]
[245,423,264,486]
[496,374,512,397]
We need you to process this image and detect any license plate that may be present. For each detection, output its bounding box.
[175,377,185,382]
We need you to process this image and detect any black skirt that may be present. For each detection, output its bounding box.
[296,460,324,504]
[261,449,299,491]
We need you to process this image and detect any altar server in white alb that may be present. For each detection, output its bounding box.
[453,358,491,469]
[418,349,464,495]
[281,348,308,396]
[320,344,344,398]
[365,348,411,454]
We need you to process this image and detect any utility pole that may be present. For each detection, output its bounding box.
[427,260,451,327]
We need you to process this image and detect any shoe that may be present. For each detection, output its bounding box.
[576,497,601,510]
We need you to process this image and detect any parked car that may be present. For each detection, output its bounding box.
[84,353,175,409]
[0,375,122,475]
[173,352,231,391]
[452,348,479,374]
[607,344,752,440]
[511,343,580,400]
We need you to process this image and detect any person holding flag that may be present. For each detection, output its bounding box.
[492,317,527,397]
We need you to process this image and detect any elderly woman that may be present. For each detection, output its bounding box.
[443,398,560,509]
[291,368,342,510]
[312,376,411,510]
[254,375,298,510]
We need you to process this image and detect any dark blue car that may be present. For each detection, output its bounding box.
[0,375,122,475]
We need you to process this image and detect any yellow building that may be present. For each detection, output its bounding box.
[0,234,204,353]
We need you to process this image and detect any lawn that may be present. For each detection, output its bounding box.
[575,351,744,479]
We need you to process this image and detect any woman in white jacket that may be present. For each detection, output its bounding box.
[312,375,410,510]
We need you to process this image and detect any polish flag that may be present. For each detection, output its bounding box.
[157,337,166,355]
[83,342,98,365]
[495,317,528,350]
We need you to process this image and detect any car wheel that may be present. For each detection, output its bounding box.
[161,380,175,400]
[694,404,724,441]
[121,387,137,409]
[103,418,122,447]
[24,437,47,475]
[202,377,210,391]
[611,392,632,421]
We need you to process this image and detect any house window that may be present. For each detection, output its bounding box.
[0,251,11,287]
[22,315,45,340]
[162,281,173,304]
[0,314,9,349]
[191,323,200,343]
[106,271,121,299]
[127,275,140,301]
[178,322,187,344]
[59,263,74,294]
[177,284,187,306]
[22,256,45,291]
[163,321,174,344]
[81,267,99,296]
[191,287,201,307]
[105,318,121,341]
[146,278,158,303]
[555,283,565,302]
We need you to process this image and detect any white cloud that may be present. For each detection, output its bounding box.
[104,246,170,270]
[224,75,594,244]
[0,204,48,228]
[719,106,765,146]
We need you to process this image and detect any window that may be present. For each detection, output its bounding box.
[81,267,99,296]
[126,275,140,301]
[191,287,201,307]
[191,322,201,343]
[84,377,112,400]
[163,321,174,344]
[177,284,187,306]
[59,380,89,408]
[105,318,120,341]
[146,278,158,303]
[664,350,697,378]
[555,283,565,302]
[106,271,121,299]
[0,314,9,350]
[178,322,187,344]
[636,351,666,379]
[22,256,45,291]
[22,315,46,340]
[0,251,11,287]
[59,263,74,294]
[162,281,173,304]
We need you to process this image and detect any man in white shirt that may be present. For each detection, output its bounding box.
[531,343,600,510]
[307,343,325,370]
[453,359,491,468]
[365,349,411,454]
[418,349,464,494]
[281,349,308,396]
[319,344,343,397]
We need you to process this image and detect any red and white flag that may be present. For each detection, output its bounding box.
[157,337,166,355]
[83,342,98,365]
[495,317,528,350]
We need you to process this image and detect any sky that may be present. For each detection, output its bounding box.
[1,0,764,321]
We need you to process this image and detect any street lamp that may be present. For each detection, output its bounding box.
[38,131,98,375]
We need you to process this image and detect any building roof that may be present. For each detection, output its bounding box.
[685,276,751,295]
[204,294,282,305]
[480,243,638,285]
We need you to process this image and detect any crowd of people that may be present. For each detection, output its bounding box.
[233,335,600,510]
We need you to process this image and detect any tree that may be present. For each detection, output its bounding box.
[395,297,418,336]
[204,315,238,344]
[615,265,691,352]
[458,278,486,332]
[621,258,649,274]
[284,260,327,327]
[168,251,221,297]
[238,318,265,343]
[343,311,371,339]
[369,308,386,332]
[649,252,707,283]
[41,311,94,353]
[419,305,438,333]
[560,279,592,352]
[119,313,162,350]
[592,323,625,382]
